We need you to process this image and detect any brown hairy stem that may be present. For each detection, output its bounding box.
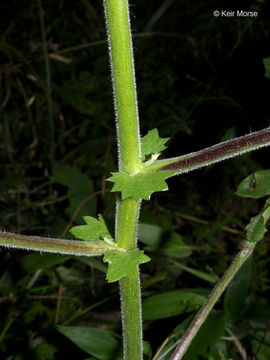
[145,127,270,175]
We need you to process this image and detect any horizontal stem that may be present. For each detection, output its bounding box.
[0,232,114,256]
[146,127,270,175]
[170,241,255,360]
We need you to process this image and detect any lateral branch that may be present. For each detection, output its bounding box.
[146,127,270,175]
[0,232,112,256]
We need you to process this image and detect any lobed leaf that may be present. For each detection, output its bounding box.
[104,249,150,283]
[107,170,173,201]
[141,128,169,161]
[70,214,112,241]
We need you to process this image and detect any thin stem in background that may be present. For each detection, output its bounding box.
[223,328,247,360]
[16,77,37,139]
[156,205,270,241]
[55,32,180,55]
[37,0,55,162]
[62,296,115,325]
[60,189,110,238]
[54,284,63,324]
[166,241,255,360]
[145,0,175,30]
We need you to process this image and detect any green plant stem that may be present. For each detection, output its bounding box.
[104,0,141,173]
[170,241,256,360]
[116,198,141,249]
[104,1,144,358]
[116,198,142,359]
[0,232,114,256]
[120,276,143,359]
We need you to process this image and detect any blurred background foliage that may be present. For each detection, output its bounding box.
[0,0,270,359]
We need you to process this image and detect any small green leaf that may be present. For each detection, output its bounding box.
[36,342,57,360]
[107,170,173,201]
[70,214,112,241]
[246,214,267,243]
[160,232,193,259]
[57,326,121,359]
[20,254,69,273]
[171,260,218,283]
[143,342,152,359]
[142,290,206,320]
[141,129,169,161]
[104,249,150,282]
[263,57,270,79]
[138,223,163,248]
[235,170,270,199]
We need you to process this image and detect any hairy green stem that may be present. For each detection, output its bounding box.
[145,127,270,175]
[170,241,255,360]
[104,0,143,358]
[120,276,143,359]
[116,198,141,249]
[104,0,141,173]
[0,232,114,256]
[116,198,142,359]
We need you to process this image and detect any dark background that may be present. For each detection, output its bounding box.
[0,0,270,359]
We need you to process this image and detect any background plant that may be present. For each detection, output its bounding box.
[1,0,270,359]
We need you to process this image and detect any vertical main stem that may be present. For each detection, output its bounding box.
[104,0,141,173]
[117,198,142,360]
[120,272,142,359]
[104,0,143,359]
